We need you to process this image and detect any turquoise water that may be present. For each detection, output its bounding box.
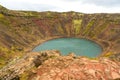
[32,38,102,57]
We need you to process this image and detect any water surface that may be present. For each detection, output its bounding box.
[33,38,102,57]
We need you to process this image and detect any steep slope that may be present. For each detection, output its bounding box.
[0,11,119,50]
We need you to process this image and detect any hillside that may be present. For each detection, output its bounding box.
[0,5,120,79]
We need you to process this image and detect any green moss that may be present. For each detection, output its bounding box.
[0,58,6,68]
[89,57,98,60]
[20,72,29,80]
[0,14,4,18]
[73,19,82,35]
[0,46,23,68]
[58,26,64,35]
[83,20,95,35]
[0,14,10,26]
[62,13,67,17]
[45,12,54,18]
[103,52,113,57]
[0,46,9,52]
[20,67,37,80]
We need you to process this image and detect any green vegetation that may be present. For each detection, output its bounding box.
[0,13,10,26]
[103,52,113,57]
[0,46,23,68]
[83,20,95,35]
[57,25,64,35]
[20,71,29,80]
[0,13,4,18]
[73,19,82,35]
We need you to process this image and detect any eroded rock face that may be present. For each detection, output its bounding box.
[109,53,120,61]
[32,53,120,80]
[0,50,60,80]
[0,50,120,80]
[0,5,120,53]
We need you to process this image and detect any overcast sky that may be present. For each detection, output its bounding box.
[0,0,120,13]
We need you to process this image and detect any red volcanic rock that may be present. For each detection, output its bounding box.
[32,56,120,80]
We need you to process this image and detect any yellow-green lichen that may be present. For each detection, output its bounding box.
[103,52,113,57]
[0,13,4,18]
[73,19,82,35]
[83,20,95,35]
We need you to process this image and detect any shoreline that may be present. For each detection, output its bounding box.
[25,36,112,57]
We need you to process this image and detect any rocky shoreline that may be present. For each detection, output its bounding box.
[27,36,111,57]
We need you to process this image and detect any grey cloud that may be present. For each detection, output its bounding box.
[81,0,120,7]
[2,2,60,11]
[24,4,59,11]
